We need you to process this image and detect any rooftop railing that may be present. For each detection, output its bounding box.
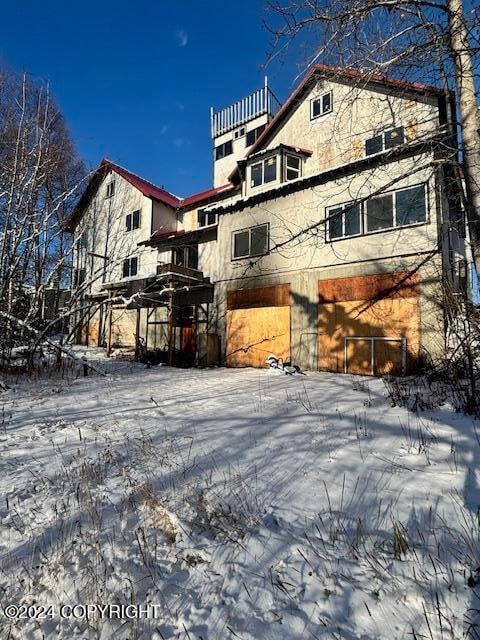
[210,78,282,138]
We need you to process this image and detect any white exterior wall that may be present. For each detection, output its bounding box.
[73,171,176,296]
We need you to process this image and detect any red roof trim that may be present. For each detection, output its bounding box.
[247,64,445,158]
[102,159,181,208]
[181,183,236,208]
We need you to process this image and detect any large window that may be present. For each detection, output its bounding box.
[365,126,405,156]
[215,140,233,160]
[173,245,198,270]
[232,224,269,259]
[310,91,333,120]
[125,209,140,232]
[326,184,427,241]
[251,156,277,188]
[198,208,217,228]
[122,257,138,278]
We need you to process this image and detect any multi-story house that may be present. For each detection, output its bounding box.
[69,65,468,375]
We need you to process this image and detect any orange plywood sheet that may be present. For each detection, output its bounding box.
[111,308,137,347]
[226,306,290,368]
[318,271,419,303]
[227,284,291,310]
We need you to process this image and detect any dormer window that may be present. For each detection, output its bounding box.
[251,156,277,188]
[365,126,405,156]
[106,180,115,199]
[284,154,301,181]
[310,91,333,119]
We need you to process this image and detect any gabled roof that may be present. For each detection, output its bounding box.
[67,159,181,230]
[246,64,446,159]
[181,183,237,209]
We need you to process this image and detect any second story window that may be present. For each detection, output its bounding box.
[215,140,233,160]
[285,154,301,181]
[125,209,140,232]
[73,268,86,287]
[173,245,198,270]
[327,203,361,240]
[122,256,138,278]
[251,156,277,188]
[198,208,217,228]
[310,91,333,119]
[233,127,245,140]
[106,180,115,199]
[232,224,269,259]
[365,126,405,156]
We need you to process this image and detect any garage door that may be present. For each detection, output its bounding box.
[318,272,420,375]
[226,284,291,368]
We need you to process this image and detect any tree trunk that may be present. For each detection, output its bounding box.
[448,0,480,269]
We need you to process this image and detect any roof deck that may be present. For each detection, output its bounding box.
[210,78,281,138]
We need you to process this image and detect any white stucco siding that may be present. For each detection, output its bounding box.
[207,154,440,283]
[255,79,440,188]
[73,171,175,295]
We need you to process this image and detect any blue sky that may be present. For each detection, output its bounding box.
[0,0,304,197]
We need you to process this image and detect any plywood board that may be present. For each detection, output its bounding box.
[227,284,291,310]
[226,306,290,368]
[111,308,137,347]
[318,272,419,303]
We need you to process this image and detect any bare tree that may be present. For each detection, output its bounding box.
[0,66,86,365]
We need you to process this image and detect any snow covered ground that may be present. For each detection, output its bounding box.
[1,349,480,639]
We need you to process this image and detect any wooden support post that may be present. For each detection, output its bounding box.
[135,307,141,361]
[106,297,113,357]
[167,293,174,367]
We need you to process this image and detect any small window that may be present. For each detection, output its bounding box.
[250,156,277,188]
[395,185,426,226]
[246,124,266,147]
[125,209,140,232]
[173,246,198,270]
[78,231,88,248]
[198,208,217,228]
[233,127,245,140]
[311,91,333,119]
[285,154,301,181]
[73,268,86,287]
[327,203,361,240]
[122,257,138,278]
[215,140,233,160]
[106,181,115,199]
[365,126,405,156]
[232,224,269,259]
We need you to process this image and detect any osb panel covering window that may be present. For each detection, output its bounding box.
[317,272,420,374]
[226,306,291,368]
[227,284,291,310]
[318,272,419,303]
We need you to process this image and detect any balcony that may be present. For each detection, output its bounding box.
[210,79,282,138]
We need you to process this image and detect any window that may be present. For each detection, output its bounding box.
[106,181,115,198]
[125,209,140,232]
[366,184,426,232]
[310,91,333,119]
[250,156,277,188]
[327,203,361,240]
[198,208,217,228]
[122,257,138,278]
[78,231,88,248]
[232,224,269,259]
[173,246,198,270]
[215,140,233,160]
[285,154,301,181]
[365,126,405,156]
[246,124,266,147]
[233,127,245,140]
[326,184,427,241]
[73,268,86,287]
